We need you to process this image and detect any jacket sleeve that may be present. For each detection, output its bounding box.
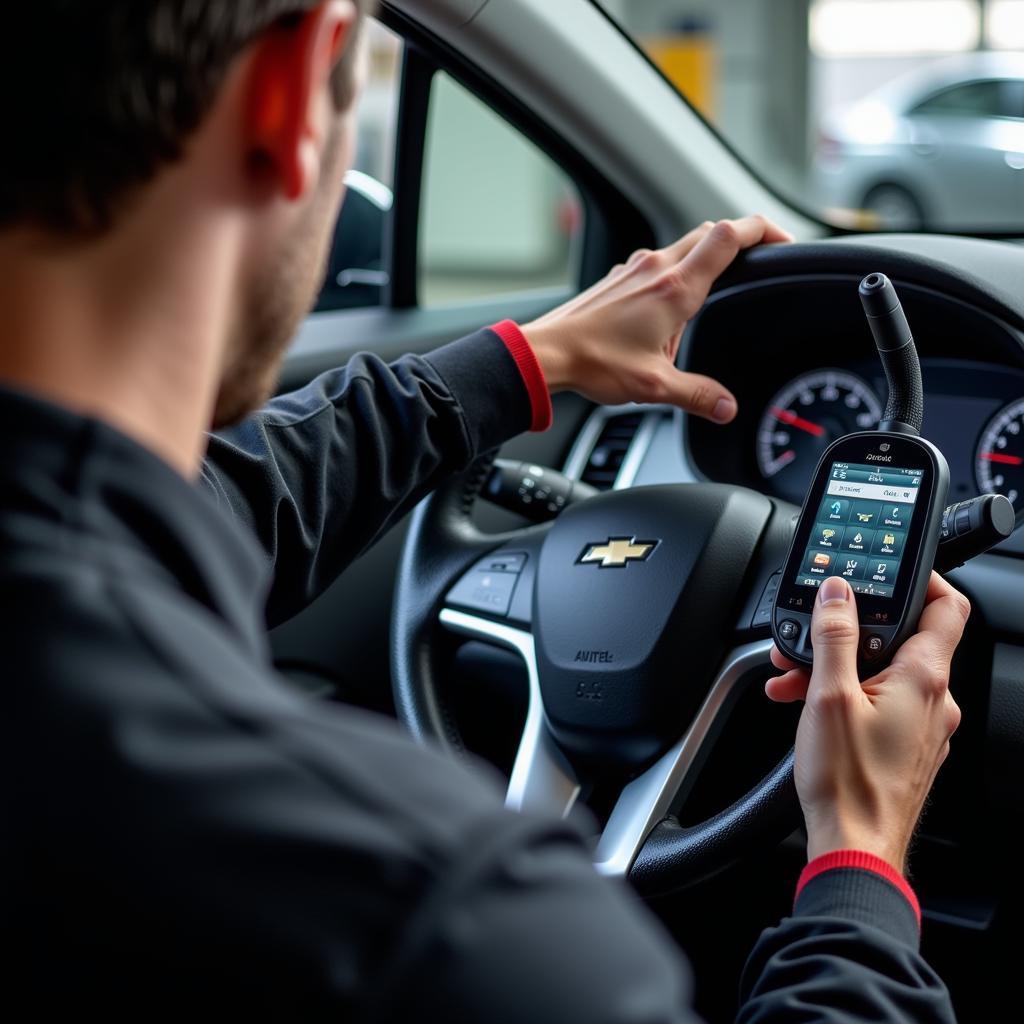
[199,329,535,627]
[737,864,956,1023]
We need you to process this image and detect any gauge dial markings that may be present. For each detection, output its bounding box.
[976,399,1024,512]
[757,370,883,504]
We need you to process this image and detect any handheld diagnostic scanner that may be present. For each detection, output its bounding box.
[772,274,949,671]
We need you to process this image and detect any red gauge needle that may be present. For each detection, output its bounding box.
[980,451,1024,466]
[770,406,826,438]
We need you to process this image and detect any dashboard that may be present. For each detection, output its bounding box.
[683,274,1024,551]
[564,236,1024,608]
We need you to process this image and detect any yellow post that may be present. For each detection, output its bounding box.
[642,34,717,120]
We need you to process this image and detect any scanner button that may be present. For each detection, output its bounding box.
[863,633,886,658]
[779,620,800,642]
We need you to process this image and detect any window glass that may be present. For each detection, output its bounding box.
[316,21,402,312]
[418,72,584,308]
[912,79,1015,116]
[594,0,1024,232]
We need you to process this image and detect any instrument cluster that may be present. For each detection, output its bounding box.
[681,275,1024,534]
[756,368,1024,513]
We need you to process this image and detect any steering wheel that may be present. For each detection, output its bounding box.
[391,451,803,895]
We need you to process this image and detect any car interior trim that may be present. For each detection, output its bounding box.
[439,607,582,819]
[441,603,775,879]
[591,639,775,878]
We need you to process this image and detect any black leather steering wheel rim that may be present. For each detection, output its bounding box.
[391,452,549,753]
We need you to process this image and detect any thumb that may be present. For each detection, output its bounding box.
[658,368,737,424]
[808,576,861,696]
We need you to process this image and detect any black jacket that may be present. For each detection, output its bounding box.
[0,328,955,1021]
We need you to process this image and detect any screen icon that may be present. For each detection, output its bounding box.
[842,525,874,552]
[813,552,832,568]
[872,529,904,557]
[882,505,907,528]
[821,496,851,522]
[818,526,838,547]
[850,501,878,526]
[870,559,897,585]
[837,554,866,579]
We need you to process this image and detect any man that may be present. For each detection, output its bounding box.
[0,2,966,1019]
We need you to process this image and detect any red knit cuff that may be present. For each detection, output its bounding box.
[796,849,921,928]
[489,320,553,433]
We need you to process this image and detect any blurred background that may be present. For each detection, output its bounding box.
[322,1,1024,312]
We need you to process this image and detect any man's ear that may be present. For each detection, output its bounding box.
[245,1,357,201]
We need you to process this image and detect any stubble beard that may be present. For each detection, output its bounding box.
[211,123,347,429]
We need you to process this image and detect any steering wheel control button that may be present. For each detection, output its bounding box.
[752,571,783,627]
[482,551,527,574]
[778,620,800,642]
[446,569,518,618]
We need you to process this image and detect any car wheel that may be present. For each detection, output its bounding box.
[862,184,926,230]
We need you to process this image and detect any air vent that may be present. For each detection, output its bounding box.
[579,412,645,490]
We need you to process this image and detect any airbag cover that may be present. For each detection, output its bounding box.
[534,484,772,767]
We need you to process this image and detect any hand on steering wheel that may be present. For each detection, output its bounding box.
[522,215,792,422]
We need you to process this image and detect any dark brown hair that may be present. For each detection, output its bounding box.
[1,2,368,234]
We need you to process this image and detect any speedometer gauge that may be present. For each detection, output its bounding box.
[976,398,1024,511]
[757,370,882,504]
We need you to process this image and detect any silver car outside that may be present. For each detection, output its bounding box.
[812,52,1024,231]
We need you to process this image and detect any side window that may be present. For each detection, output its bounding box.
[316,21,402,313]
[912,80,1015,119]
[417,72,584,308]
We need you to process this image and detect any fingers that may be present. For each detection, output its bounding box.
[656,369,737,423]
[890,573,970,678]
[806,576,863,699]
[760,219,794,244]
[674,215,792,301]
[664,216,791,265]
[765,668,811,703]
[770,645,799,671]
[766,575,874,703]
[767,646,809,702]
[663,221,714,263]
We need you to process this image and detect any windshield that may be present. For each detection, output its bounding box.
[594,0,1024,233]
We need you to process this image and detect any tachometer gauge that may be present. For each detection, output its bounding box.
[976,398,1024,511]
[757,370,882,504]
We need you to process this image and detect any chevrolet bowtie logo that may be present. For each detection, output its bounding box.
[578,537,658,569]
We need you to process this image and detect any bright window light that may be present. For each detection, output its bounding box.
[811,1,980,56]
[987,1,1024,49]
